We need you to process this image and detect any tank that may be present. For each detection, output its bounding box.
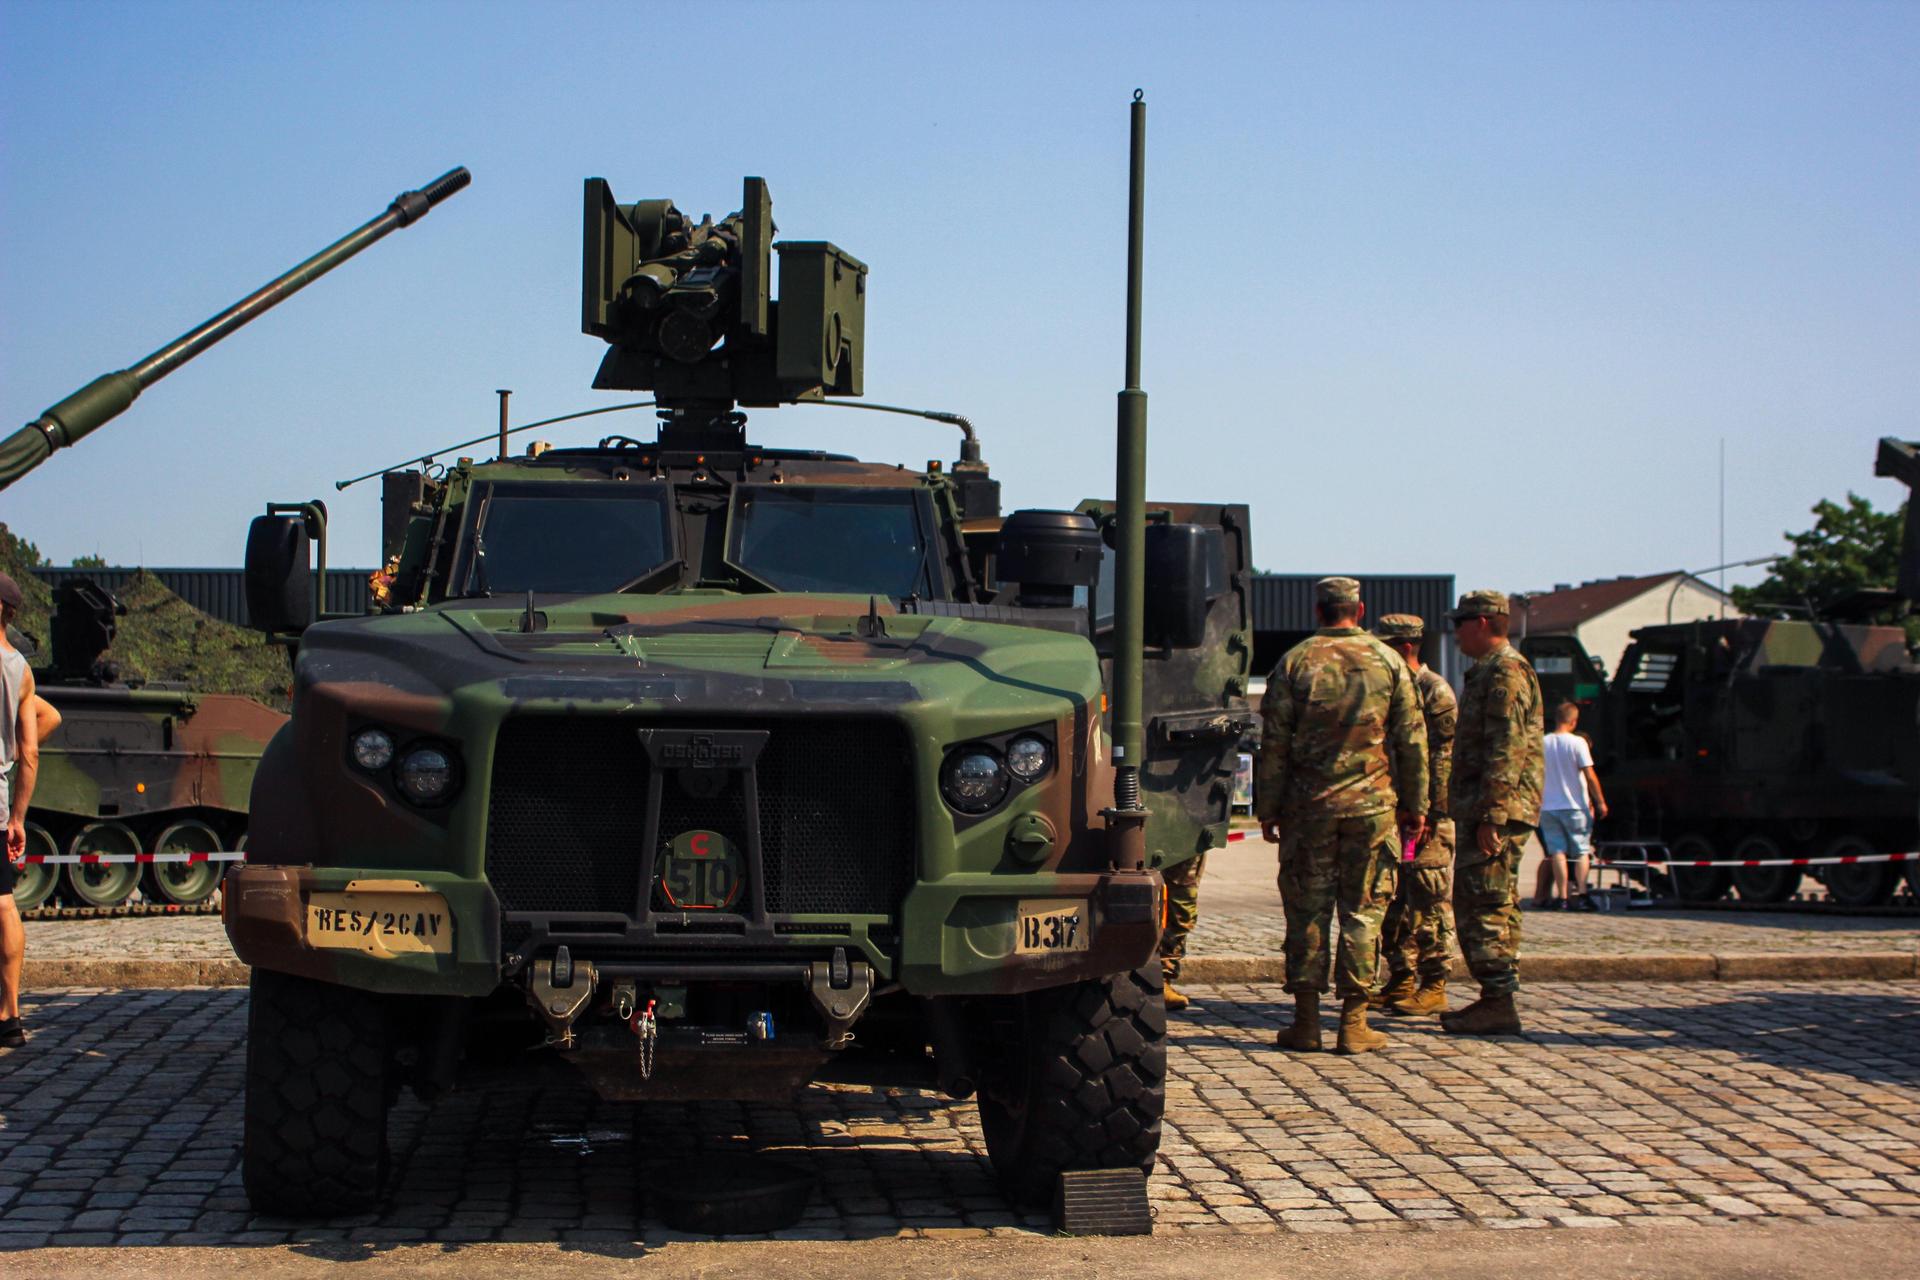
[2,167,469,910]
[8,579,285,913]
[223,97,1256,1219]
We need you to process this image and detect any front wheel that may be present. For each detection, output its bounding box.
[977,965,1166,1207]
[243,969,392,1216]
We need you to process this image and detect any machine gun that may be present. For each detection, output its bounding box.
[0,167,471,493]
[583,177,866,443]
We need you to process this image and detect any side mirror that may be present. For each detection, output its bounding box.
[1144,523,1209,649]
[245,514,313,633]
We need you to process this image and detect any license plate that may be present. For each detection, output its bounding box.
[307,891,454,956]
[1016,899,1089,954]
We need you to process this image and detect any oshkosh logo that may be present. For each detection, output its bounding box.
[661,735,743,769]
[634,727,768,771]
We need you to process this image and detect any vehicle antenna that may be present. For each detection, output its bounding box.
[335,399,655,490]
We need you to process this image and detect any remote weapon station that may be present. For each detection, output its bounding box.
[227,96,1253,1215]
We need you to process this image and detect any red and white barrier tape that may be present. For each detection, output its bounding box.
[1229,829,1916,869]
[20,851,247,866]
[1618,850,1917,869]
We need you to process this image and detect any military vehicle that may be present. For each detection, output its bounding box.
[225,97,1254,1215]
[7,579,284,912]
[1,168,470,910]
[1525,440,1920,907]
[1528,619,1919,905]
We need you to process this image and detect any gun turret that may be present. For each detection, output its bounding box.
[0,167,471,493]
[583,177,865,416]
[1875,437,1920,602]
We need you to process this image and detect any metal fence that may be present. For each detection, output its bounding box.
[29,567,373,628]
[1251,573,1461,683]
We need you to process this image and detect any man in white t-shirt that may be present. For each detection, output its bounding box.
[1538,702,1608,910]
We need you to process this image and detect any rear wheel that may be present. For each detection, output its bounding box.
[1820,835,1897,907]
[1729,834,1801,904]
[142,820,224,906]
[977,965,1166,1207]
[243,969,392,1216]
[14,824,59,912]
[1667,833,1730,904]
[63,821,141,907]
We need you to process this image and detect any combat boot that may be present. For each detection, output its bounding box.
[1370,973,1416,1011]
[1388,977,1447,1017]
[1336,995,1389,1055]
[1440,992,1522,1035]
[1164,983,1191,1013]
[1276,991,1322,1052]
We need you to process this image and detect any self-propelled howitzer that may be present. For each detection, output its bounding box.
[0,167,470,492]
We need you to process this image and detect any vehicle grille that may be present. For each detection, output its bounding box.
[486,716,915,923]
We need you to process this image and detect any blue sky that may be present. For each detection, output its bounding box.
[3,1,1915,598]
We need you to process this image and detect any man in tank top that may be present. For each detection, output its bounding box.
[1,570,41,1048]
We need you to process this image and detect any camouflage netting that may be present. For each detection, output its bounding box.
[1,522,292,711]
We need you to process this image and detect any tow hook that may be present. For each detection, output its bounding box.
[806,946,874,1050]
[528,945,598,1049]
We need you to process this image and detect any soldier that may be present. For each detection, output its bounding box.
[1257,577,1427,1055]
[1158,854,1204,1012]
[1443,589,1544,1035]
[1370,614,1457,1017]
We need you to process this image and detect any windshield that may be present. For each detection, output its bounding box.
[461,482,674,596]
[728,486,933,597]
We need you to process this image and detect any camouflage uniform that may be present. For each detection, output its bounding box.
[1374,616,1457,990]
[1257,583,1427,998]
[1449,594,1544,999]
[1158,853,1204,984]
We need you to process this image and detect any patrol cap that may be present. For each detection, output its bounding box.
[1449,588,1509,620]
[0,571,22,613]
[1315,576,1361,605]
[1375,613,1425,640]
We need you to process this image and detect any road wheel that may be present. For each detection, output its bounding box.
[15,824,59,912]
[142,820,224,906]
[1729,834,1801,904]
[977,965,1166,1207]
[243,969,392,1216]
[63,821,141,907]
[1667,833,1730,904]
[1820,835,1897,908]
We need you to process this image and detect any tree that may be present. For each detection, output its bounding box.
[1731,493,1905,623]
[71,553,108,569]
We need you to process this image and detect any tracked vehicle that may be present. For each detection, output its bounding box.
[2,168,470,910]
[226,99,1254,1215]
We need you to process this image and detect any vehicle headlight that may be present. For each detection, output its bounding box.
[396,744,455,805]
[941,747,1010,815]
[351,728,395,772]
[1005,734,1051,783]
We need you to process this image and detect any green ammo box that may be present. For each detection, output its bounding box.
[774,241,866,398]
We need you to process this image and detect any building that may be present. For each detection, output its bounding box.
[1251,573,1460,683]
[1516,572,1738,678]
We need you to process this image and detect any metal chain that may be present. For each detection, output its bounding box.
[634,1001,658,1081]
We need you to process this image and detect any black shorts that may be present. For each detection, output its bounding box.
[0,853,16,896]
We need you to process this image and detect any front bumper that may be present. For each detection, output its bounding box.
[224,862,1163,999]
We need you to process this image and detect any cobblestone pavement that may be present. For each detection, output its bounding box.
[26,887,1920,964]
[2,982,1916,1250]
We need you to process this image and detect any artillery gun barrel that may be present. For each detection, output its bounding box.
[0,166,471,493]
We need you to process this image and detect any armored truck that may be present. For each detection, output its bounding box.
[226,105,1254,1215]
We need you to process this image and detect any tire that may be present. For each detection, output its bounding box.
[1667,833,1729,904]
[243,969,392,1216]
[15,824,60,912]
[63,821,142,907]
[1904,855,1920,902]
[1820,835,1897,908]
[142,820,224,906]
[978,965,1166,1207]
[1729,834,1800,904]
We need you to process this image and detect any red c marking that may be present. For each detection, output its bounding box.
[691,832,710,857]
